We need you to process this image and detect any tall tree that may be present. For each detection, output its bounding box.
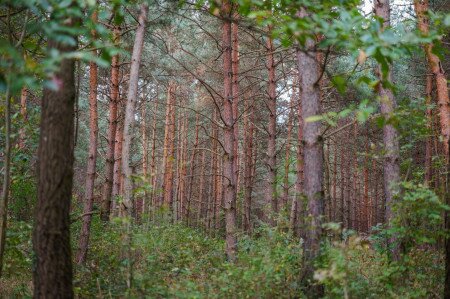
[32,20,78,299]
[77,10,99,264]
[0,85,11,278]
[120,3,149,217]
[297,11,324,295]
[374,0,401,259]
[100,24,121,221]
[413,1,450,296]
[222,0,238,261]
[265,34,278,222]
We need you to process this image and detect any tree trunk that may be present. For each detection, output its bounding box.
[291,74,304,237]
[222,0,237,261]
[265,35,278,222]
[112,112,123,213]
[161,82,176,210]
[120,4,148,217]
[374,0,401,259]
[100,25,121,221]
[243,95,255,232]
[19,86,28,149]
[33,38,77,299]
[424,71,433,185]
[297,12,324,294]
[0,86,11,278]
[77,10,99,264]
[414,1,450,296]
[282,106,294,210]
[232,21,240,195]
[186,114,200,224]
[150,86,159,209]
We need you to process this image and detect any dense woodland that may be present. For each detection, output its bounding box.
[1,0,450,297]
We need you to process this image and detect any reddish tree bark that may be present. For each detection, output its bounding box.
[161,82,176,210]
[424,71,433,185]
[100,25,121,221]
[77,10,98,264]
[232,21,240,193]
[150,86,159,208]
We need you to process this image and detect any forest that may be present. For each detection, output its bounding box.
[0,0,450,298]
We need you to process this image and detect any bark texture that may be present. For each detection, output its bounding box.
[265,35,278,221]
[100,25,121,221]
[33,38,77,298]
[222,0,237,261]
[297,12,324,294]
[120,4,149,217]
[374,0,401,259]
[77,10,98,264]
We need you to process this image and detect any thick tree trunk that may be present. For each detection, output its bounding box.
[222,0,237,261]
[265,35,278,222]
[120,4,148,217]
[100,25,121,221]
[374,0,401,259]
[33,38,77,298]
[77,10,99,264]
[297,13,324,294]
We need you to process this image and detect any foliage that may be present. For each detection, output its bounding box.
[316,227,445,298]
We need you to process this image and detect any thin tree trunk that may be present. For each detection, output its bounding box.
[141,97,148,216]
[161,82,176,210]
[243,96,255,232]
[186,114,200,224]
[112,112,123,212]
[363,131,370,233]
[150,86,159,209]
[425,72,433,185]
[232,21,240,195]
[77,10,98,264]
[0,86,11,278]
[374,0,401,259]
[33,36,77,299]
[265,34,278,222]
[120,4,148,217]
[222,0,237,261]
[19,86,27,149]
[100,25,121,221]
[291,75,304,237]
[282,106,294,210]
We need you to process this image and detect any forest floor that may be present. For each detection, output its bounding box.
[0,214,445,298]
